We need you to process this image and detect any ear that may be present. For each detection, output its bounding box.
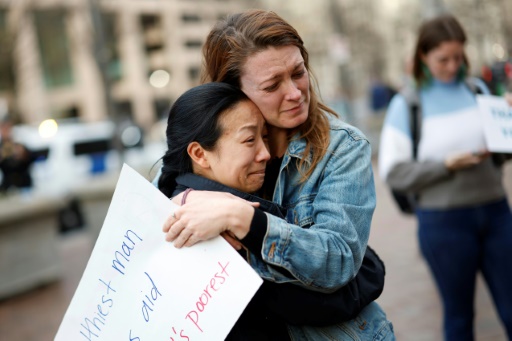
[187,142,210,169]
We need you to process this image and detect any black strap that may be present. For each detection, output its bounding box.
[411,103,419,160]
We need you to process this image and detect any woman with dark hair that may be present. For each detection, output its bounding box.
[160,9,394,340]
[379,14,512,340]
[159,81,387,340]
[157,83,261,198]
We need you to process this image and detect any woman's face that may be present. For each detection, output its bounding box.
[240,45,310,129]
[422,41,465,82]
[204,100,270,193]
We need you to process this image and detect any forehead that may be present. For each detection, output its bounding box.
[428,41,464,55]
[241,45,304,81]
[219,100,264,132]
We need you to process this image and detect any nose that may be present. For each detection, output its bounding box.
[284,79,301,101]
[257,141,271,162]
[448,59,461,74]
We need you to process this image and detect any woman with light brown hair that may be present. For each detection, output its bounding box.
[162,9,395,340]
[379,14,512,340]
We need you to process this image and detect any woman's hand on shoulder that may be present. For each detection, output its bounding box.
[163,191,258,248]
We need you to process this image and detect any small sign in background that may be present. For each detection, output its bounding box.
[476,95,512,153]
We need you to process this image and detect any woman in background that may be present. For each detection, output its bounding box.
[379,14,512,340]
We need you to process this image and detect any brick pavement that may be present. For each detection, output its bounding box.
[0,162,510,341]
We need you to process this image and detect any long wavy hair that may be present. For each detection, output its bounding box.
[201,9,337,182]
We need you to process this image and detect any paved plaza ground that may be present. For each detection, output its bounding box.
[0,161,510,340]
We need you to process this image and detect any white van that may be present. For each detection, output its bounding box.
[11,119,121,195]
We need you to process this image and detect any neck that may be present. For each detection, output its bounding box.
[268,126,292,158]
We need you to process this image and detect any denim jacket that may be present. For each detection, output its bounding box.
[249,117,376,290]
[155,117,394,340]
[252,117,394,340]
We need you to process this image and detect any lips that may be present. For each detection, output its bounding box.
[250,169,266,176]
[284,101,303,113]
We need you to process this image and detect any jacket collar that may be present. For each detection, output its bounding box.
[173,173,287,218]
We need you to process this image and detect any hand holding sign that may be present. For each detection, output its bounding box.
[55,164,262,341]
[506,92,512,106]
[476,95,512,153]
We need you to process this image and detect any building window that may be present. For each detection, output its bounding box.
[184,40,202,49]
[0,9,14,91]
[34,9,74,88]
[49,105,80,120]
[140,14,164,53]
[154,98,171,120]
[181,13,201,23]
[114,100,134,121]
[101,12,122,82]
[188,66,200,82]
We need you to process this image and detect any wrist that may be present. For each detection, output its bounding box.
[227,200,254,239]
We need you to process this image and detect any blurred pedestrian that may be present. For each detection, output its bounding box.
[160,9,395,340]
[0,118,35,193]
[379,14,512,340]
[369,78,396,115]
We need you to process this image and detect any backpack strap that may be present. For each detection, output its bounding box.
[465,77,484,95]
[399,86,421,160]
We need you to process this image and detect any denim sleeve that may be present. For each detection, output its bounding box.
[248,135,376,292]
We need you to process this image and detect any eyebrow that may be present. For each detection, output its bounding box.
[237,124,258,134]
[261,61,304,84]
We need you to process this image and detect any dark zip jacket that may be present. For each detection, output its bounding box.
[171,173,385,337]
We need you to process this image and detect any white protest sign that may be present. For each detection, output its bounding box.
[55,164,262,341]
[476,95,512,153]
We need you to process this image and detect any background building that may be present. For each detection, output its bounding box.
[0,0,510,138]
[0,0,255,133]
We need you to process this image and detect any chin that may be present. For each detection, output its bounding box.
[282,113,308,129]
[244,182,264,194]
[292,115,308,128]
[440,75,457,83]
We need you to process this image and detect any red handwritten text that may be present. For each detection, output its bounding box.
[185,261,230,332]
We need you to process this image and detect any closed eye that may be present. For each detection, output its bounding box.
[293,70,306,78]
[264,83,279,92]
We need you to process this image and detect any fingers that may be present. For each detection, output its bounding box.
[445,152,488,171]
[165,221,187,243]
[505,92,512,106]
[175,229,195,248]
[221,232,243,250]
[163,209,201,248]
[162,209,179,233]
[183,235,199,248]
[247,201,260,208]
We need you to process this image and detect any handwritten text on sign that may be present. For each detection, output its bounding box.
[55,164,262,341]
[476,95,512,153]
